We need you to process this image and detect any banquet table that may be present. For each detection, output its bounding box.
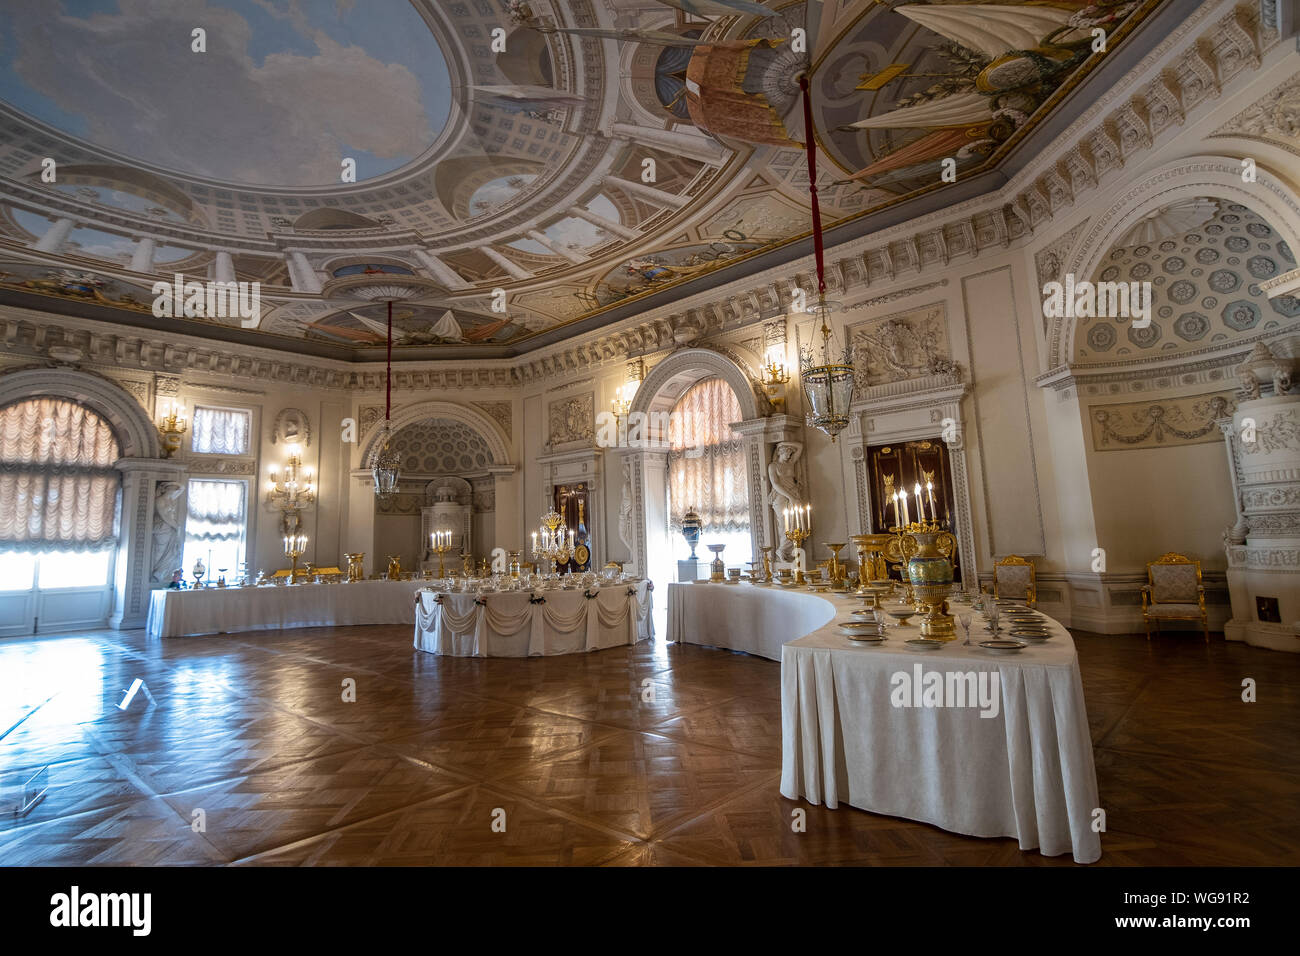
[146,578,428,638]
[781,601,1102,863]
[414,580,653,657]
[668,581,836,661]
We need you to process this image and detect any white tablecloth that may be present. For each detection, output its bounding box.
[146,579,428,638]
[668,581,836,661]
[781,604,1101,863]
[414,580,654,657]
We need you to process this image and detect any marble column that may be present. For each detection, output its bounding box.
[601,175,689,209]
[214,250,236,284]
[567,205,638,240]
[413,248,471,289]
[129,237,156,273]
[481,246,532,281]
[33,217,74,253]
[525,229,586,263]
[609,121,727,165]
[287,250,323,293]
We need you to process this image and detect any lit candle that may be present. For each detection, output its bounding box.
[927,481,936,517]
[914,483,925,523]
[783,507,789,532]
[804,504,810,531]
[901,493,910,526]
[532,531,538,552]
[891,491,899,528]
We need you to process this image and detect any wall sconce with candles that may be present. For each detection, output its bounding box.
[611,384,633,426]
[267,444,315,533]
[157,401,187,459]
[761,350,791,410]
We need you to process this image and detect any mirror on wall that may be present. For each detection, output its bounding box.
[554,482,591,573]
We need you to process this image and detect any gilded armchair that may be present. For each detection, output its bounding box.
[993,555,1036,607]
[1141,552,1209,642]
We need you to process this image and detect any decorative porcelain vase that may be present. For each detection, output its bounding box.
[906,529,957,640]
[681,509,702,559]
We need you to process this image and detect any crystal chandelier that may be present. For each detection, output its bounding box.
[367,299,401,500]
[796,73,853,441]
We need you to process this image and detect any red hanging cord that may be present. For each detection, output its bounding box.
[385,299,393,422]
[798,73,826,299]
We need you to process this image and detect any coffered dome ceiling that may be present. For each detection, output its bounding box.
[0,0,1176,360]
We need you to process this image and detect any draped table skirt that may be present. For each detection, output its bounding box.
[146,579,429,638]
[780,604,1101,863]
[414,581,654,657]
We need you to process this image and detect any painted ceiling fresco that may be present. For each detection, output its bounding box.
[0,0,1167,356]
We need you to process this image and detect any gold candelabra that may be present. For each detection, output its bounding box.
[533,509,572,576]
[157,403,187,459]
[760,354,790,409]
[283,533,308,583]
[784,528,810,584]
[267,444,315,520]
[429,531,454,578]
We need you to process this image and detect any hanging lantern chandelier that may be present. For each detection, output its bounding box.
[367,299,401,500]
[795,73,854,442]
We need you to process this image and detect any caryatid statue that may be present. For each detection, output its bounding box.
[768,441,805,561]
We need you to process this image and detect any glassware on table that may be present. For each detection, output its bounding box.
[957,611,973,645]
[986,601,1001,635]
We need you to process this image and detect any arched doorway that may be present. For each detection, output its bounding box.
[0,397,122,635]
[625,348,765,597]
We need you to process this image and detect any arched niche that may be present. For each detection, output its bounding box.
[1050,155,1300,369]
[358,400,511,468]
[630,347,761,423]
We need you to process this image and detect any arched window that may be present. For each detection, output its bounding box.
[667,377,751,565]
[0,397,120,551]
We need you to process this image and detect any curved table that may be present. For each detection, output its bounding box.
[673,582,1101,863]
[414,580,654,657]
[667,581,836,660]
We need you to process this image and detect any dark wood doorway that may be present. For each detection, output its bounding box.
[554,482,592,573]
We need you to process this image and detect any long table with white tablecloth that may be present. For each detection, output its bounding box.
[146,578,428,638]
[414,580,653,657]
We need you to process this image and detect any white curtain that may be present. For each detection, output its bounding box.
[0,398,120,552]
[667,377,749,535]
[185,479,246,543]
[191,407,250,455]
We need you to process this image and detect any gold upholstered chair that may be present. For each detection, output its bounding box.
[1141,552,1208,642]
[992,555,1037,607]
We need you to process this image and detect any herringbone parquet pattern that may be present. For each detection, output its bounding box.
[2,625,1297,866]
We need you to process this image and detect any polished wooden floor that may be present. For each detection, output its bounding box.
[2,623,1297,866]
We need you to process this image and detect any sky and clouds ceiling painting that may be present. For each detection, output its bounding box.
[0,0,1161,352]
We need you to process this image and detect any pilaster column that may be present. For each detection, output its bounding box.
[112,457,189,631]
[33,217,74,253]
[487,465,520,551]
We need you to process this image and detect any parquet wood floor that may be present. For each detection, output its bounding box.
[1,625,1296,866]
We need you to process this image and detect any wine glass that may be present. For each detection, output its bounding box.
[957,611,973,645]
[987,601,1001,636]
